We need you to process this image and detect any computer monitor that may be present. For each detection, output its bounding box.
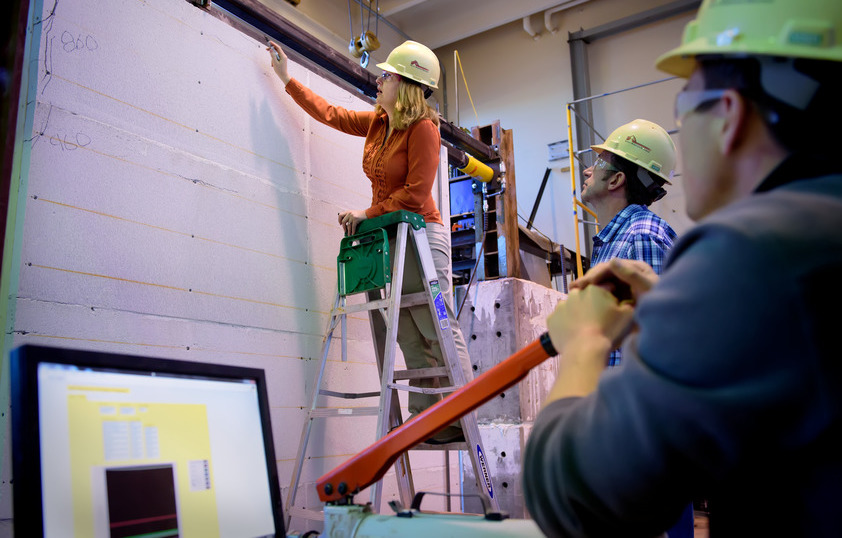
[11,344,285,537]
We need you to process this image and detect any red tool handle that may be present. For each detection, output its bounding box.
[316,333,558,502]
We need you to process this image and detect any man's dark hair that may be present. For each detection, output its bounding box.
[604,152,665,207]
[698,56,842,153]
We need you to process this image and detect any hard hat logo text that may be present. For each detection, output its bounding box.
[625,135,651,153]
[410,60,429,72]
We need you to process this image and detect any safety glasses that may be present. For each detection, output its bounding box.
[593,156,620,173]
[674,89,727,127]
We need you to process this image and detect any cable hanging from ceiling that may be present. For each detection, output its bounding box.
[454,50,479,127]
[347,0,380,67]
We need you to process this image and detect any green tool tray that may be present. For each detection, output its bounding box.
[337,228,391,296]
[337,211,426,296]
[355,210,426,236]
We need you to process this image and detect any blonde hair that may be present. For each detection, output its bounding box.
[375,79,439,130]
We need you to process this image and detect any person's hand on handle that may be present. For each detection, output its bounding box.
[547,285,636,357]
[571,258,659,305]
[543,285,635,401]
[266,41,291,85]
[338,210,368,236]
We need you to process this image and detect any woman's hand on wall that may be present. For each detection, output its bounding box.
[267,41,291,85]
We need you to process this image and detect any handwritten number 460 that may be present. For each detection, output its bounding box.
[61,31,98,53]
[51,131,92,151]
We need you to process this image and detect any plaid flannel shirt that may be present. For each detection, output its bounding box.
[590,204,677,366]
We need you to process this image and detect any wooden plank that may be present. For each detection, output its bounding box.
[500,129,521,279]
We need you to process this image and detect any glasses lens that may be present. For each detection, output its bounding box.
[674,89,727,126]
[595,156,618,172]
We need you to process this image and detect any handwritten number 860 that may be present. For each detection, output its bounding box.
[61,31,98,53]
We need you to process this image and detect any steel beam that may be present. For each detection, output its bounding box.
[569,0,702,43]
[567,34,595,260]
[207,0,379,98]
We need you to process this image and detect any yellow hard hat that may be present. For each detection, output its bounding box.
[656,0,842,78]
[591,119,676,185]
[376,40,440,89]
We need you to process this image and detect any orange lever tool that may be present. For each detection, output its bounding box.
[316,333,557,502]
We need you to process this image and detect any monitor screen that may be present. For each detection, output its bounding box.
[11,344,285,538]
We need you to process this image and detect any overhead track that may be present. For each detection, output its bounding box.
[202,0,379,98]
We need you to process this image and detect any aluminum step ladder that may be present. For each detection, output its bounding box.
[285,210,498,526]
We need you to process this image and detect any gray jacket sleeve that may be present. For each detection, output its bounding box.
[522,203,833,537]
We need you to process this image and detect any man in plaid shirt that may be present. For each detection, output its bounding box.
[581,119,678,367]
[580,119,692,537]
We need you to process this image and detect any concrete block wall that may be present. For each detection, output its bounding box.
[2,0,452,528]
[456,277,565,517]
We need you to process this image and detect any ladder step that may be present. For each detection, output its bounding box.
[398,291,429,307]
[386,384,456,395]
[309,407,380,418]
[392,367,449,380]
[341,298,389,314]
[413,440,468,450]
[338,291,430,315]
[319,389,381,399]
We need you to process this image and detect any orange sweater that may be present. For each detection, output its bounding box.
[285,79,443,224]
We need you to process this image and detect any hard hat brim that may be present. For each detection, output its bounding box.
[374,61,438,89]
[375,62,398,74]
[655,47,697,78]
[590,144,673,185]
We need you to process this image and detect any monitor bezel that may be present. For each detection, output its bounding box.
[10,343,285,537]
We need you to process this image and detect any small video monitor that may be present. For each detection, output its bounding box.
[11,344,285,537]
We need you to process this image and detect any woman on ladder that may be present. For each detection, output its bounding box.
[267,39,470,444]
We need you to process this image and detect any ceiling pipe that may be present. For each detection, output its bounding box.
[545,0,593,34]
[522,0,594,39]
[522,14,542,40]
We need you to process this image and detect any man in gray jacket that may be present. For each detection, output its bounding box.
[523,0,842,536]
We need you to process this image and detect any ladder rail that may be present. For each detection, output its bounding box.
[284,294,343,527]
[369,221,409,509]
[367,287,416,508]
[410,225,500,511]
